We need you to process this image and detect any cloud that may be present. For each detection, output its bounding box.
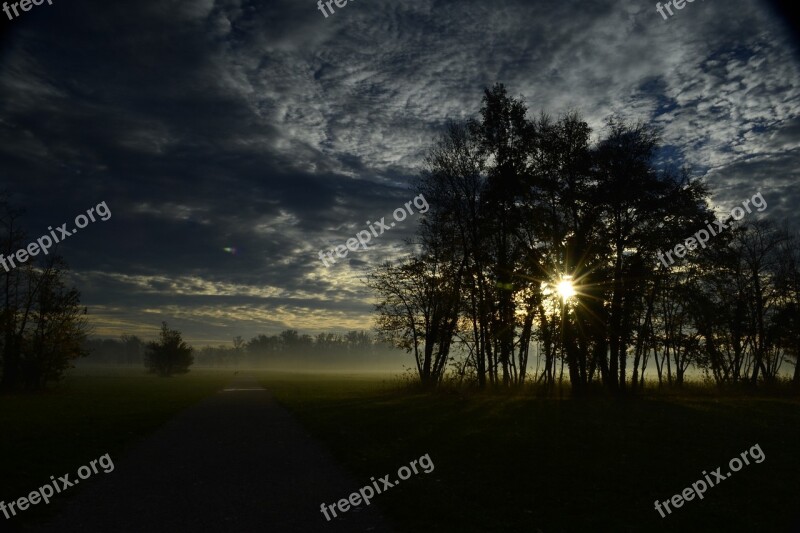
[0,0,797,343]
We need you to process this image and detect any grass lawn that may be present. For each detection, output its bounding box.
[0,366,232,529]
[3,368,798,532]
[260,373,800,533]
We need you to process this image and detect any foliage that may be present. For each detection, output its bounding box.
[0,194,91,391]
[369,84,799,393]
[144,322,194,377]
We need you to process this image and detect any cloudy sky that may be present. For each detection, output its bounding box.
[0,0,797,345]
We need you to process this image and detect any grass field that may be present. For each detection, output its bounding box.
[0,367,232,528]
[3,368,799,532]
[260,373,800,533]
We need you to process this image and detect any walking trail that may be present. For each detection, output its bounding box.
[37,375,394,532]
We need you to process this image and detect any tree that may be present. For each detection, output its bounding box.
[19,257,91,389]
[120,334,144,365]
[369,84,800,395]
[144,322,194,377]
[0,192,29,390]
[773,227,800,388]
[1,194,90,391]
[368,257,460,387]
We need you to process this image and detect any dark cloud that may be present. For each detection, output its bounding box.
[0,0,797,343]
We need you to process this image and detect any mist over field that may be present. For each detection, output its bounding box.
[78,331,408,374]
[2,0,799,531]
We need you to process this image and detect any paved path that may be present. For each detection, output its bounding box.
[37,375,394,533]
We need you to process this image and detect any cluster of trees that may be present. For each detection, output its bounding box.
[0,194,90,391]
[650,220,800,388]
[83,329,399,370]
[85,323,194,376]
[369,84,800,393]
[194,329,396,368]
[83,334,146,365]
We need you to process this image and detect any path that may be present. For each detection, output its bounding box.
[36,375,394,532]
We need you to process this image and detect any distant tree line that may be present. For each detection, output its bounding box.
[369,84,800,394]
[198,330,397,368]
[84,329,399,369]
[83,334,146,365]
[0,193,90,391]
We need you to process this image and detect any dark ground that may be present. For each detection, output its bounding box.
[34,375,393,533]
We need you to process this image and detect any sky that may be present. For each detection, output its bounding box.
[0,0,798,345]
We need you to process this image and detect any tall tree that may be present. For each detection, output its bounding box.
[21,257,90,389]
[368,85,798,395]
[368,257,460,387]
[1,195,90,391]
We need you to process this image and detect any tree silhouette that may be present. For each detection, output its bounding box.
[370,84,797,394]
[0,195,90,391]
[144,322,194,377]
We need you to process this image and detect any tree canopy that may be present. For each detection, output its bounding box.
[370,84,797,394]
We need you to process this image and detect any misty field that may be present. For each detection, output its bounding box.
[0,368,231,528]
[3,369,799,532]
[261,374,800,532]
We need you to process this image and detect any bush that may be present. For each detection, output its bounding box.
[144,322,194,377]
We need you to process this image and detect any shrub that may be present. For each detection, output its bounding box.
[144,322,194,377]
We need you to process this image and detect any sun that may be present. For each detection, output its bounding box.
[556,277,576,300]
